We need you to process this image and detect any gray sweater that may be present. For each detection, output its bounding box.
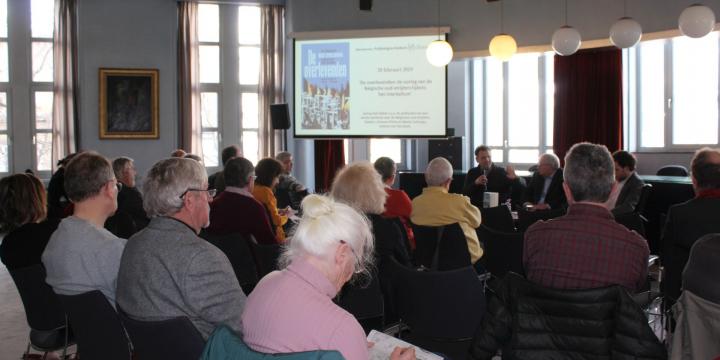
[42,216,127,304]
[116,216,246,339]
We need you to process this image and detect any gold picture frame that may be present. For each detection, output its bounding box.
[99,68,159,139]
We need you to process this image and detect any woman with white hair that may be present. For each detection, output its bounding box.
[241,194,415,360]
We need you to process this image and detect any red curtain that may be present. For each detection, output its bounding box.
[314,140,345,193]
[553,47,623,164]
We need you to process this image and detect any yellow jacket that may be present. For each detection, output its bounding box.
[410,186,483,262]
[252,185,287,241]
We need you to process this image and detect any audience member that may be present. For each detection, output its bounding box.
[42,152,127,304]
[170,149,186,158]
[670,233,720,359]
[184,153,202,162]
[252,158,290,242]
[0,174,60,270]
[112,157,149,231]
[607,150,645,217]
[242,195,415,360]
[523,143,649,292]
[117,158,246,339]
[373,156,415,249]
[206,157,278,244]
[662,147,720,303]
[208,145,241,192]
[411,157,483,264]
[332,161,411,267]
[46,153,77,219]
[463,145,525,209]
[524,153,567,210]
[275,151,308,210]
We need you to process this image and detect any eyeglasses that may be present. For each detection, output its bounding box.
[339,240,363,274]
[109,179,123,192]
[180,188,217,199]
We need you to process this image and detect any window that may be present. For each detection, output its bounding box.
[0,0,54,174]
[198,4,261,167]
[630,32,719,150]
[471,52,554,168]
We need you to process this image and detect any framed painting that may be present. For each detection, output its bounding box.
[99,68,159,139]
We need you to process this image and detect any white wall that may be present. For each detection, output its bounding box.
[77,0,178,177]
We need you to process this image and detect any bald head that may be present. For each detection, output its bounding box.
[691,147,720,191]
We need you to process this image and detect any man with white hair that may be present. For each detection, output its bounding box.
[275,151,308,210]
[524,153,567,210]
[523,143,649,292]
[411,157,483,264]
[43,152,127,305]
[116,157,246,339]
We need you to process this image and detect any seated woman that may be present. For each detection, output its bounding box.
[331,162,412,267]
[374,156,415,250]
[241,194,414,360]
[0,173,61,270]
[252,158,289,242]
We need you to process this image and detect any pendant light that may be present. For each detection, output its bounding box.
[489,0,517,62]
[426,0,453,67]
[678,4,716,39]
[551,0,581,56]
[610,0,642,48]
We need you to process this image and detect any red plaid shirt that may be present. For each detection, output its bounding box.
[523,203,649,292]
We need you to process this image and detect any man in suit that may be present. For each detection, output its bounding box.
[463,145,525,209]
[607,150,645,217]
[662,147,720,303]
[524,153,567,211]
[112,157,149,232]
[117,157,246,339]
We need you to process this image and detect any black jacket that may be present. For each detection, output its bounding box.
[611,172,645,217]
[524,169,567,210]
[463,164,525,209]
[469,273,666,360]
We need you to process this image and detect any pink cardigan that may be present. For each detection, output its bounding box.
[241,258,368,360]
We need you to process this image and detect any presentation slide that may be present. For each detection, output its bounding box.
[294,34,447,138]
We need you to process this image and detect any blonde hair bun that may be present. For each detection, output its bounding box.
[301,194,334,220]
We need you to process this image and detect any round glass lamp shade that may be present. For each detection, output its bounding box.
[679,4,716,38]
[610,17,642,48]
[425,40,454,67]
[552,26,582,56]
[489,34,518,61]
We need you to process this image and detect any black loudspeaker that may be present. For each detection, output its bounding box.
[360,0,372,11]
[428,136,463,170]
[270,104,291,130]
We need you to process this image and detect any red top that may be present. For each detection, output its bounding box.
[206,191,278,245]
[382,187,415,248]
[523,203,649,292]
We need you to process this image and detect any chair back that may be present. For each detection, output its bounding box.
[635,183,653,215]
[248,240,281,278]
[387,217,413,255]
[516,207,565,232]
[476,225,524,278]
[56,290,131,360]
[388,258,485,339]
[656,165,689,177]
[411,222,471,271]
[202,232,259,289]
[479,205,515,232]
[118,309,205,360]
[9,264,66,331]
[336,272,384,331]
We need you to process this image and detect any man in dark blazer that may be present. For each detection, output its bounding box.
[608,150,645,217]
[662,147,720,303]
[524,153,567,211]
[112,156,149,231]
[463,145,525,209]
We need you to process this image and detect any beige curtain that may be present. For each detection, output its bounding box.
[52,0,78,172]
[258,5,285,158]
[177,2,203,158]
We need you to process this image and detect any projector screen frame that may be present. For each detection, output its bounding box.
[291,28,450,139]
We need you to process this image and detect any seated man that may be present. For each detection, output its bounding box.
[205,157,278,244]
[275,151,308,210]
[117,157,246,339]
[662,147,720,303]
[411,157,483,264]
[112,156,149,231]
[208,145,240,192]
[524,143,649,293]
[42,151,127,304]
[606,150,645,217]
[524,153,567,211]
[463,145,525,209]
